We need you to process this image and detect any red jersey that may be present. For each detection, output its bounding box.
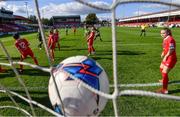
[15,38,33,57]
[163,36,177,60]
[87,31,95,46]
[53,32,59,42]
[48,34,56,49]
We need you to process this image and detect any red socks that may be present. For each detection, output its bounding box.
[88,47,91,54]
[162,72,168,90]
[34,58,39,65]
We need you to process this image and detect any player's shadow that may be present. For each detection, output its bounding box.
[91,56,112,61]
[61,48,87,51]
[102,40,121,42]
[62,39,76,41]
[19,68,49,76]
[2,89,47,95]
[59,48,75,51]
[167,80,180,94]
[60,48,87,52]
[0,57,20,61]
[97,50,145,56]
[145,35,159,38]
[0,94,51,108]
[168,89,180,94]
[0,70,16,78]
[59,45,71,48]
[74,48,87,51]
[119,50,145,55]
[169,80,180,84]
[0,68,49,78]
[33,96,52,108]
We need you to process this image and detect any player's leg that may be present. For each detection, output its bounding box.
[144,30,146,36]
[39,41,43,49]
[156,65,170,94]
[33,57,39,65]
[94,35,97,40]
[58,43,60,51]
[38,38,42,49]
[38,43,41,50]
[88,46,91,56]
[57,41,60,51]
[162,66,171,91]
[88,41,92,56]
[99,34,102,41]
[159,63,164,83]
[160,64,163,73]
[29,52,39,65]
[91,46,95,55]
[51,49,55,61]
[157,60,176,94]
[19,55,25,73]
[140,30,143,36]
[66,30,68,35]
[90,39,95,54]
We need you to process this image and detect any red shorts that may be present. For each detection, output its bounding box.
[21,49,34,59]
[88,40,94,46]
[54,37,58,42]
[49,43,56,49]
[161,58,177,69]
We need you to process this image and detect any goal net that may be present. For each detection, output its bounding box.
[1,0,180,116]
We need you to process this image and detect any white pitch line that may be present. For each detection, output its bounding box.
[119,42,180,46]
[110,80,180,87]
[110,82,161,87]
[2,81,180,91]
[0,87,48,90]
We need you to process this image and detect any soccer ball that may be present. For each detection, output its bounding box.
[48,56,109,116]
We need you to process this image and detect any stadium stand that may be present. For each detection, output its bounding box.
[117,9,180,27]
[51,15,81,28]
[0,7,36,35]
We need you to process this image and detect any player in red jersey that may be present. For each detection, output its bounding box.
[87,26,96,56]
[13,33,39,73]
[54,29,60,51]
[48,30,56,61]
[157,28,177,94]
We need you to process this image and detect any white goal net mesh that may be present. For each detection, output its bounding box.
[1,0,180,116]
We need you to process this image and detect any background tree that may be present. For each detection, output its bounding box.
[85,13,99,25]
[41,18,50,25]
[28,15,38,24]
[49,18,54,26]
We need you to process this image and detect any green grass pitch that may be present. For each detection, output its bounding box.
[0,27,180,116]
